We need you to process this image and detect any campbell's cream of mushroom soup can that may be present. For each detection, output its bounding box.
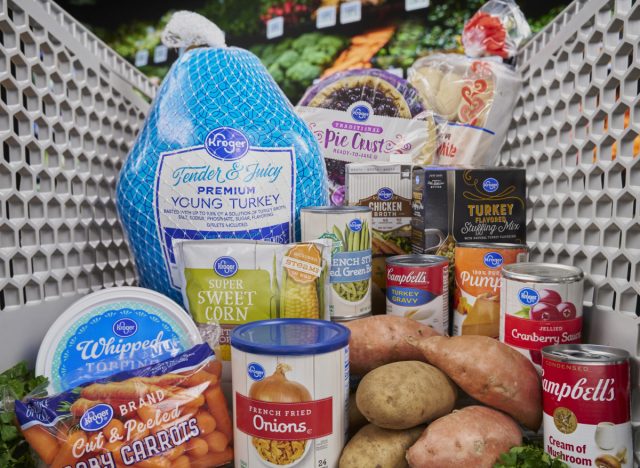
[301,207,372,319]
[542,345,632,468]
[231,319,350,468]
[500,263,584,369]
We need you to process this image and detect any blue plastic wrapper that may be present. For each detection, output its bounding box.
[117,41,328,304]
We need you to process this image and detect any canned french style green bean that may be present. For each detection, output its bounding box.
[301,207,372,319]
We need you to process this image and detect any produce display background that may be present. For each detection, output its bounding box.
[1,0,640,442]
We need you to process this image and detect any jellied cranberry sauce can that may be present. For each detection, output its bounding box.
[542,345,632,468]
[386,254,449,334]
[500,263,584,368]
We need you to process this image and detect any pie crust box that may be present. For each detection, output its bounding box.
[297,69,438,206]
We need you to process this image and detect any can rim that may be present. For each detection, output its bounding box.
[386,254,449,266]
[542,344,629,364]
[502,262,584,283]
[231,319,350,355]
[301,206,371,214]
[456,242,529,250]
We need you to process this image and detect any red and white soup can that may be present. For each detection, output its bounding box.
[386,254,449,335]
[500,263,584,368]
[542,344,632,468]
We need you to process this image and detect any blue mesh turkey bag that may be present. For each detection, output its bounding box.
[116,12,328,303]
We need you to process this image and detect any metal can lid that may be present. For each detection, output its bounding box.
[231,319,350,356]
[386,254,449,267]
[456,242,529,250]
[501,262,584,283]
[542,344,629,364]
[301,206,371,214]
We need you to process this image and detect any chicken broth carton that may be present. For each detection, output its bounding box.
[411,167,526,259]
[346,162,413,292]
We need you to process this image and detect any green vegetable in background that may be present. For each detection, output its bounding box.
[0,362,48,468]
[495,445,568,468]
[276,50,301,69]
[286,62,321,87]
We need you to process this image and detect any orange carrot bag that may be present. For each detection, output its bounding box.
[15,343,233,468]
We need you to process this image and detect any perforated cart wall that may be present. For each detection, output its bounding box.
[498,0,640,441]
[0,0,155,368]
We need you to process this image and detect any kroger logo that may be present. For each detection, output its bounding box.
[248,362,265,381]
[377,187,393,201]
[518,288,540,306]
[204,127,249,161]
[483,252,503,269]
[351,105,370,122]
[80,404,113,432]
[482,178,499,193]
[214,256,238,277]
[112,318,137,338]
[349,218,363,232]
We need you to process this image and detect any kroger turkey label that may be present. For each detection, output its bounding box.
[542,358,632,467]
[232,346,348,467]
[501,278,583,369]
[386,263,448,334]
[155,127,295,289]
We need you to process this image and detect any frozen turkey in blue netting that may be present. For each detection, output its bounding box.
[116,12,328,304]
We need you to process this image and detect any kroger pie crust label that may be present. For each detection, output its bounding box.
[155,127,295,289]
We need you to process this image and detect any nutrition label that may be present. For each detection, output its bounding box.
[155,138,295,289]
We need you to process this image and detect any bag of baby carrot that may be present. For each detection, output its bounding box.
[15,343,233,468]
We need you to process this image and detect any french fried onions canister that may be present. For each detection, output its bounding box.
[231,319,350,468]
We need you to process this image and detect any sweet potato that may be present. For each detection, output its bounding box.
[406,406,522,468]
[340,424,424,468]
[345,315,440,375]
[356,361,456,430]
[409,335,542,430]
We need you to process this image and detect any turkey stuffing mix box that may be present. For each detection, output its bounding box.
[411,167,526,257]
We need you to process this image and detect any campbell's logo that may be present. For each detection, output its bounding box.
[248,362,265,381]
[483,252,503,269]
[80,404,113,431]
[214,256,238,277]
[519,288,539,305]
[482,177,499,193]
[377,187,393,201]
[543,377,615,403]
[349,219,363,232]
[204,127,249,161]
[387,268,427,285]
[351,104,370,122]
[112,318,137,338]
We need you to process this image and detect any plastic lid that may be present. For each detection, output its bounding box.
[36,287,202,393]
[231,319,350,356]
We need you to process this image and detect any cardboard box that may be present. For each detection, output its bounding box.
[411,167,527,255]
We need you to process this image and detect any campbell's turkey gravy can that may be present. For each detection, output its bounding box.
[231,319,349,468]
[386,255,449,334]
[542,345,632,468]
[501,263,584,369]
